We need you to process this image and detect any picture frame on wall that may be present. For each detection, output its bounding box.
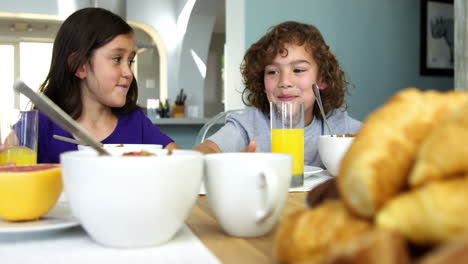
[420,0,454,76]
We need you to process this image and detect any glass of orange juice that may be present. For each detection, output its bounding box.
[270,102,304,187]
[0,109,38,165]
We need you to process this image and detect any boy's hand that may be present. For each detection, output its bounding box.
[242,140,257,152]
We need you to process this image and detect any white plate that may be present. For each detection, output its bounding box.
[0,202,79,234]
[304,165,324,178]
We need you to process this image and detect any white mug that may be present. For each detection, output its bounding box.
[204,153,292,237]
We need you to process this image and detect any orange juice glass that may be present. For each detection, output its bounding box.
[0,109,38,165]
[270,102,304,187]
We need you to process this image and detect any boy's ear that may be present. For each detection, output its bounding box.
[319,82,328,90]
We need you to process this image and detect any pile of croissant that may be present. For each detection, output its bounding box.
[274,88,468,264]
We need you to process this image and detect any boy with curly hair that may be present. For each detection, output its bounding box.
[194,21,360,168]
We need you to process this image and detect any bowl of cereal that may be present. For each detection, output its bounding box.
[60,149,203,248]
[77,144,162,156]
[318,134,355,176]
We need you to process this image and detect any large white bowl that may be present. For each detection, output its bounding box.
[60,149,203,248]
[318,135,355,176]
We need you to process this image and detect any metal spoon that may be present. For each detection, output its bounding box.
[14,80,110,156]
[313,84,334,135]
[53,134,104,147]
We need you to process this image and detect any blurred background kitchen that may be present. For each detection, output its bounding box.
[0,0,466,149]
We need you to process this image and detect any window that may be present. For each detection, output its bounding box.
[0,42,53,110]
[19,42,53,109]
[0,44,15,110]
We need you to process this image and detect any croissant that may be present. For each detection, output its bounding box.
[417,234,468,264]
[274,200,372,263]
[409,102,468,187]
[322,229,410,264]
[338,88,468,218]
[376,175,468,245]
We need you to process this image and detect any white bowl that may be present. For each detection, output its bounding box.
[77,144,162,156]
[318,135,355,176]
[60,149,203,248]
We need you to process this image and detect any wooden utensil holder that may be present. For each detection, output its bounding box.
[170,104,185,118]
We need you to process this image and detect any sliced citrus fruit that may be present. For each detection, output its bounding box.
[0,146,37,165]
[0,164,62,221]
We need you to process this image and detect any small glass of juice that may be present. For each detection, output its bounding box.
[270,102,304,187]
[0,109,38,165]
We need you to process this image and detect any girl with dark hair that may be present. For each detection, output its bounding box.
[37,8,179,163]
[194,21,360,168]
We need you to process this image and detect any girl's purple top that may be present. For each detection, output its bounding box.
[38,109,173,163]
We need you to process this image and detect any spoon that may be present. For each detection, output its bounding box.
[313,84,334,136]
[14,80,110,156]
[53,134,104,147]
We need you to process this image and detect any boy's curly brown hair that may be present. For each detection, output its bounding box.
[241,21,350,119]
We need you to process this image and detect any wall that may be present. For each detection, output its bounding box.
[176,0,220,117]
[455,0,468,91]
[243,0,454,121]
[203,33,224,118]
[0,0,57,14]
[224,0,245,111]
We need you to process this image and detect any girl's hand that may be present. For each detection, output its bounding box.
[306,178,340,208]
[241,140,257,152]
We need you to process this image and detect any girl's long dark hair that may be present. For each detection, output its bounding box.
[39,7,139,119]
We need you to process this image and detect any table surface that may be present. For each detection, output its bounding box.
[186,192,308,264]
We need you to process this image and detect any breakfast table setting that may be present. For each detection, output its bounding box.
[0,170,333,264]
[0,81,340,264]
[4,82,468,264]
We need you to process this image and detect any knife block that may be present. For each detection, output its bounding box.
[170,104,185,118]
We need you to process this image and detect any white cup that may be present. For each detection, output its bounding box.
[204,153,292,237]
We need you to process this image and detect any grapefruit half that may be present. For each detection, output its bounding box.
[0,164,63,221]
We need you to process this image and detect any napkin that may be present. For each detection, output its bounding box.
[289,170,333,192]
[0,225,220,264]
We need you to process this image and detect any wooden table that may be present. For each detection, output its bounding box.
[186,192,308,263]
